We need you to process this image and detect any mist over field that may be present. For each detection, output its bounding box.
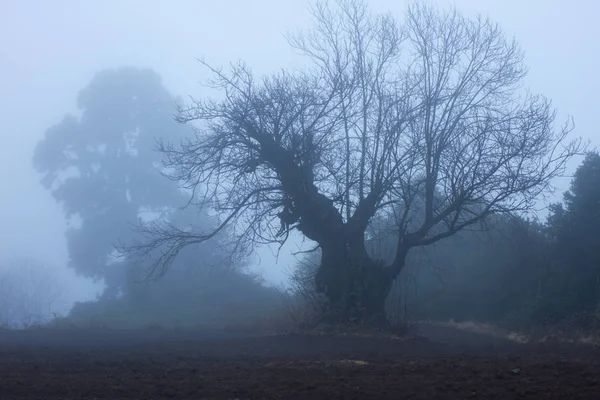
[0,0,598,338]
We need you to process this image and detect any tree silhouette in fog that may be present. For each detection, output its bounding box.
[33,68,218,297]
[543,152,600,319]
[121,1,583,325]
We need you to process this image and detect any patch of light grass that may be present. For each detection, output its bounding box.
[430,319,529,343]
[430,319,600,346]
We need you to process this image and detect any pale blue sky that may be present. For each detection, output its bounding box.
[1,0,598,308]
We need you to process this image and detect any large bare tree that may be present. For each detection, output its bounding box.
[122,0,583,324]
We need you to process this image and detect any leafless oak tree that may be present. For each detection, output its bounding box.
[121,0,583,324]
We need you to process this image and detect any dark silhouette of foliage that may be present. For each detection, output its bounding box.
[542,152,600,319]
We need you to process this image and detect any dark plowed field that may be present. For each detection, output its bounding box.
[1,324,599,399]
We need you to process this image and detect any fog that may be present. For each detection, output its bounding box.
[1,0,599,327]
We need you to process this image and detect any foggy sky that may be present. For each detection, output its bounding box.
[1,0,598,307]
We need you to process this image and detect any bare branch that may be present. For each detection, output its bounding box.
[119,0,584,288]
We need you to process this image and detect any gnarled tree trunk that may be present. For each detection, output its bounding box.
[315,236,402,327]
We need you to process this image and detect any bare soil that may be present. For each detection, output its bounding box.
[1,323,599,399]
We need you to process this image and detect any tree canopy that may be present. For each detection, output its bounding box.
[121,1,583,324]
[544,152,600,317]
[33,67,213,295]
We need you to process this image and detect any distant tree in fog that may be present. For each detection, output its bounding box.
[543,152,600,318]
[33,68,230,298]
[120,1,583,325]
